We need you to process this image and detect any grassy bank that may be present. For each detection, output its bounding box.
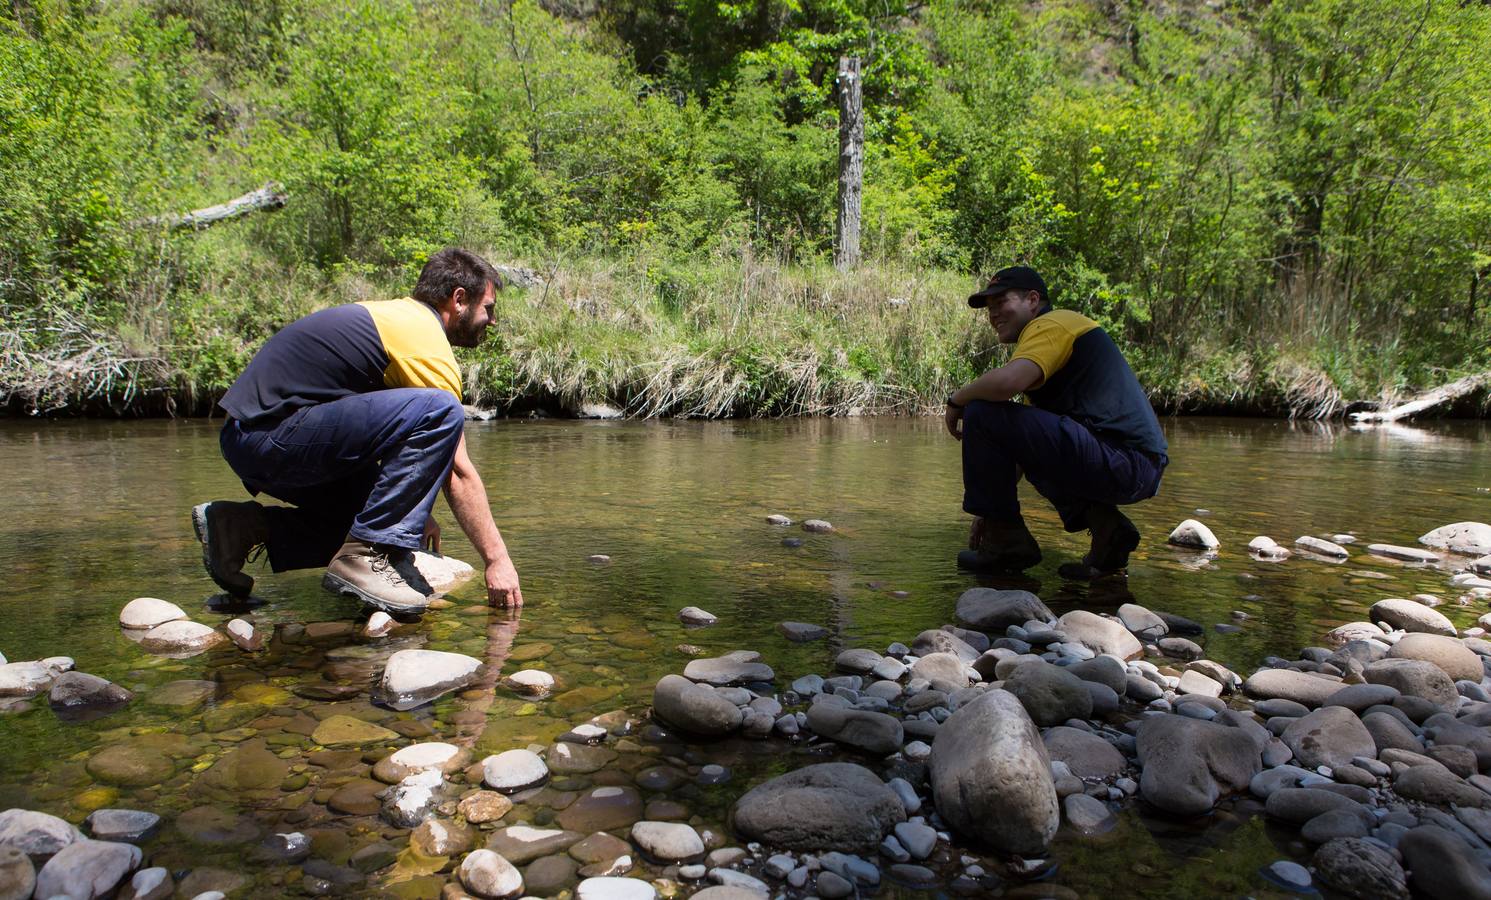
[3,242,1487,420]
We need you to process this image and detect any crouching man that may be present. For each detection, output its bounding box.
[192,247,523,612]
[945,266,1167,579]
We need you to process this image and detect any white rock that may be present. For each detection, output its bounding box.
[379,649,482,710]
[1248,536,1291,559]
[1367,544,1440,563]
[33,839,142,899]
[1168,519,1220,550]
[138,621,226,656]
[1177,670,1223,698]
[503,669,555,695]
[388,742,462,774]
[483,749,549,793]
[40,657,73,673]
[0,808,80,861]
[459,848,523,899]
[577,876,659,900]
[1294,536,1350,558]
[126,866,172,900]
[384,768,444,827]
[118,597,187,630]
[679,607,718,626]
[363,611,395,638]
[630,821,704,862]
[1419,522,1491,555]
[224,618,263,651]
[0,662,57,698]
[410,551,476,593]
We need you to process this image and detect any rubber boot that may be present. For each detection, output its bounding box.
[1058,505,1140,579]
[192,500,270,596]
[322,539,436,614]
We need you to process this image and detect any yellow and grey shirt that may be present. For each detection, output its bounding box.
[221,298,461,425]
[1009,309,1167,458]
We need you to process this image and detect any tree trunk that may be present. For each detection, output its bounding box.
[835,56,863,272]
[140,182,288,231]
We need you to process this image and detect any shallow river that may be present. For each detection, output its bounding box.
[1,416,1488,897]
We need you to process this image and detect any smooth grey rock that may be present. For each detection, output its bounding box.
[1177,670,1223,698]
[1068,656,1127,693]
[678,607,717,626]
[1056,611,1142,660]
[0,809,79,863]
[683,655,773,686]
[955,589,1054,631]
[1296,536,1350,558]
[1265,788,1363,824]
[1363,711,1422,754]
[778,622,827,642]
[909,652,970,690]
[382,769,444,827]
[1312,837,1408,900]
[47,672,131,714]
[1400,825,1491,899]
[0,846,32,900]
[630,822,703,862]
[486,826,584,866]
[801,519,834,533]
[1302,809,1370,843]
[1244,667,1345,707]
[835,649,882,674]
[1117,604,1167,640]
[117,597,187,630]
[33,839,141,900]
[379,649,481,710]
[653,674,742,736]
[84,809,160,844]
[911,630,979,664]
[137,620,226,655]
[1324,683,1399,712]
[1370,599,1455,636]
[805,704,903,755]
[1263,860,1313,891]
[1388,633,1483,681]
[1063,794,1117,835]
[732,762,905,852]
[1367,544,1441,564]
[1419,521,1491,554]
[1158,637,1204,660]
[1003,662,1092,726]
[1255,698,1310,718]
[1126,674,1163,702]
[1281,706,1376,769]
[893,822,936,859]
[1044,726,1125,779]
[1394,766,1491,808]
[1364,658,1458,707]
[928,689,1059,855]
[1137,715,1261,816]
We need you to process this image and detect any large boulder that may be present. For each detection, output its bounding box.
[1400,826,1491,899]
[1055,611,1142,660]
[33,839,142,900]
[1387,634,1482,682]
[48,672,132,715]
[1003,662,1092,727]
[805,705,903,755]
[1363,659,1458,708]
[651,675,741,737]
[1368,599,1455,637]
[1312,838,1408,900]
[732,762,905,852]
[379,649,483,710]
[1242,668,1343,708]
[928,689,1059,855]
[955,589,1054,631]
[0,809,80,863]
[1043,726,1126,779]
[1137,715,1261,817]
[1280,707,1376,769]
[1418,522,1491,555]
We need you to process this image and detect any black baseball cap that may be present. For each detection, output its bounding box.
[968,265,1047,308]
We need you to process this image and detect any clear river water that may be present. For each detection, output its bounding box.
[0,415,1488,897]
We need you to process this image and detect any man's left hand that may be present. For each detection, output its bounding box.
[944,402,964,440]
[422,516,441,553]
[486,556,524,608]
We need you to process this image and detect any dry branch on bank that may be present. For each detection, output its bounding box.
[1349,371,1491,423]
[138,182,288,231]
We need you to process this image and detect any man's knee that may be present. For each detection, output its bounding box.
[404,389,466,433]
[963,399,1022,437]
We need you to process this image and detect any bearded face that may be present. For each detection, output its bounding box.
[445,282,496,348]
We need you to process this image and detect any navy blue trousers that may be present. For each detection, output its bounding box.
[961,400,1165,533]
[220,388,465,571]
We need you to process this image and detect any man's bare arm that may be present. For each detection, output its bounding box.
[443,433,523,607]
[944,359,1045,440]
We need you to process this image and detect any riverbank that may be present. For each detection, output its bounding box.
[3,257,1487,421]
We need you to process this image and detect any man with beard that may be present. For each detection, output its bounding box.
[192,247,523,613]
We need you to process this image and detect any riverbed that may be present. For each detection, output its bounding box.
[0,416,1488,896]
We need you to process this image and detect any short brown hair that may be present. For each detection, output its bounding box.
[412,248,503,307]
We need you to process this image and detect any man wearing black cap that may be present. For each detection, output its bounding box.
[944,266,1167,578]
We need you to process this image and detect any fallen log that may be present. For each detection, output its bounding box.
[141,182,288,231]
[1349,371,1491,423]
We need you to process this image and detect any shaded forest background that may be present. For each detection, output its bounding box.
[2,0,1489,417]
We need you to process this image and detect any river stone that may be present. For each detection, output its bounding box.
[683,655,773,685]
[411,818,474,857]
[911,629,980,664]
[0,846,34,900]
[523,854,579,894]
[1003,662,1092,726]
[1326,622,1387,647]
[0,809,79,863]
[459,791,513,824]
[577,877,657,900]
[1420,521,1491,554]
[1313,837,1408,899]
[1126,674,1163,702]
[85,741,176,787]
[199,738,288,793]
[1063,794,1117,835]
[929,689,1058,855]
[327,779,383,815]
[1323,683,1399,712]
[679,607,717,626]
[548,742,617,775]
[1370,599,1455,636]
[805,704,903,754]
[1177,670,1223,698]
[33,839,140,900]
[630,822,703,862]
[835,649,881,674]
[909,652,970,690]
[0,662,54,698]
[379,742,468,783]
[409,550,475,592]
[487,826,585,865]
[483,749,549,793]
[555,787,644,833]
[84,810,159,844]
[144,678,216,713]
[1394,766,1491,808]
[1367,544,1441,564]
[1168,519,1219,550]
[223,618,263,652]
[733,762,905,852]
[120,866,172,900]
[1067,656,1127,693]
[1117,604,1168,641]
[955,588,1054,631]
[138,620,225,655]
[1044,727,1125,779]
[1243,668,1341,707]
[461,848,524,898]
[778,622,828,642]
[1295,535,1350,558]
[1400,825,1491,899]
[503,669,556,695]
[568,833,631,867]
[652,674,742,736]
[1364,658,1458,707]
[1388,633,1482,681]
[312,714,399,746]
[1137,715,1262,817]
[379,649,482,710]
[176,805,260,845]
[1056,611,1142,660]
[1281,707,1376,769]
[1301,809,1370,843]
[48,672,131,712]
[118,597,187,630]
[1265,788,1363,824]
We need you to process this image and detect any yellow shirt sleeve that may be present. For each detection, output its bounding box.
[1010,316,1078,385]
[360,298,464,401]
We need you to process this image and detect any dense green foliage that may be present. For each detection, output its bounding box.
[2,0,1489,416]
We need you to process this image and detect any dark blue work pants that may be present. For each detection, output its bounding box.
[220,388,465,571]
[961,400,1165,533]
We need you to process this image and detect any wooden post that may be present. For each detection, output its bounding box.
[835,56,863,272]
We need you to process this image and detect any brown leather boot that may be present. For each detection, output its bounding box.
[192,500,270,595]
[322,539,436,614]
[959,516,1043,572]
[1058,506,1141,579]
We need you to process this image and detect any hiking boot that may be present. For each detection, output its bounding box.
[192,500,270,596]
[322,539,436,614]
[958,516,1043,572]
[1058,506,1141,579]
